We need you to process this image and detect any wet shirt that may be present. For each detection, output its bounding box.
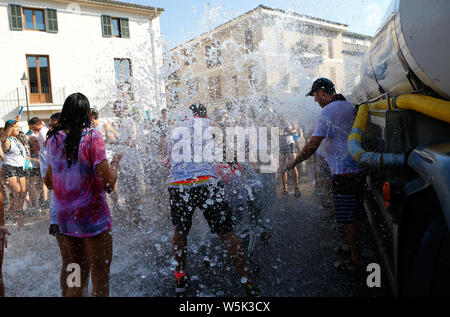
[47,129,110,238]
[37,126,49,149]
[4,137,26,168]
[312,99,363,175]
[167,117,218,187]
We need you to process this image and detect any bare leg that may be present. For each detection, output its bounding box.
[84,230,112,297]
[63,236,89,297]
[218,231,253,288]
[27,176,40,208]
[293,167,299,189]
[55,234,91,296]
[173,227,188,273]
[5,177,26,226]
[42,181,48,202]
[344,223,362,264]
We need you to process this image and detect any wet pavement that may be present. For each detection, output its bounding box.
[2,161,391,297]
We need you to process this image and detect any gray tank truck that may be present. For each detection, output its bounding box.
[347,0,450,296]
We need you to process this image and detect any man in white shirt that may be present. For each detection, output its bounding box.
[28,117,49,206]
[28,117,49,149]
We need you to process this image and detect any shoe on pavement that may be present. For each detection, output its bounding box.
[175,271,189,295]
[294,187,301,197]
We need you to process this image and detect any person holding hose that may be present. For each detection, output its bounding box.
[283,78,365,272]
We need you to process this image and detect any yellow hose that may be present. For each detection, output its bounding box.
[348,93,449,167]
[369,94,450,124]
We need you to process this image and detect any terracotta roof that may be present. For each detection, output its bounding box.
[86,0,164,13]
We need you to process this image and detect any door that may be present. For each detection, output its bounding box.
[27,55,52,103]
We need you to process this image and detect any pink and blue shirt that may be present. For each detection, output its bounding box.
[47,129,111,238]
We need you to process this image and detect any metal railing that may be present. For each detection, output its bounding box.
[0,86,66,119]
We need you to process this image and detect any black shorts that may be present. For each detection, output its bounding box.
[168,183,233,235]
[26,168,41,178]
[2,164,26,179]
[331,173,365,224]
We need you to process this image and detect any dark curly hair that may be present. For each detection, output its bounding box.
[47,93,91,167]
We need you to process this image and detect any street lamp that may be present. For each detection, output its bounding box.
[21,72,30,123]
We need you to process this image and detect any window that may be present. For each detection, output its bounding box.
[205,42,222,68]
[23,8,45,31]
[114,58,133,100]
[8,4,23,30]
[102,16,129,38]
[112,18,121,37]
[208,76,222,101]
[8,5,57,32]
[182,48,195,66]
[245,29,254,53]
[26,55,52,104]
[186,79,199,97]
[328,38,334,59]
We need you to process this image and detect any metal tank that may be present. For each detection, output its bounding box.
[351,0,450,104]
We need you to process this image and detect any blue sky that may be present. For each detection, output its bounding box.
[122,0,392,49]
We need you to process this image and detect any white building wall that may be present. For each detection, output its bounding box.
[0,0,164,124]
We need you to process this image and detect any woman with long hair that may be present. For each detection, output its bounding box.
[44,93,122,297]
[1,118,27,226]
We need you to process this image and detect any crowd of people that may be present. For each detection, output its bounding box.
[0,77,366,297]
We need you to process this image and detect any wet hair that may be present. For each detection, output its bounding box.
[189,103,207,118]
[17,131,30,153]
[4,119,16,131]
[91,108,99,120]
[161,108,168,114]
[28,117,41,126]
[47,93,91,167]
[113,100,127,117]
[50,112,61,121]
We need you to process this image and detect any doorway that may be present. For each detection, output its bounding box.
[26,55,52,104]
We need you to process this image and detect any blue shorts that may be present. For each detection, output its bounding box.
[331,173,365,224]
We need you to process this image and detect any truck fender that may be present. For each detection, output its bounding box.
[407,142,450,231]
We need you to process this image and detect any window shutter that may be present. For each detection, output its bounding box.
[45,9,58,33]
[8,4,23,31]
[101,15,112,37]
[120,18,129,38]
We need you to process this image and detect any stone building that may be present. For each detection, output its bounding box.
[166,5,371,115]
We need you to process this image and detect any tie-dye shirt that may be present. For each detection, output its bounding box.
[47,128,111,238]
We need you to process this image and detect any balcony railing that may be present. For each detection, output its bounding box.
[0,87,66,119]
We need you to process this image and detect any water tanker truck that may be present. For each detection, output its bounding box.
[347,0,450,296]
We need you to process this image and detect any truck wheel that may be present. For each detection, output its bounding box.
[406,219,450,296]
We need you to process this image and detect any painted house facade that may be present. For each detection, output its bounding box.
[0,0,165,128]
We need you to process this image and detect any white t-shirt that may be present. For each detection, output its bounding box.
[4,137,26,167]
[38,126,49,149]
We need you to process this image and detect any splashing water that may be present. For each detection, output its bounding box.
[2,2,353,297]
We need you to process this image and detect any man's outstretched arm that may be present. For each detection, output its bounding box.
[285,136,324,171]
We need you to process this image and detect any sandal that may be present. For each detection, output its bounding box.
[334,258,365,273]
